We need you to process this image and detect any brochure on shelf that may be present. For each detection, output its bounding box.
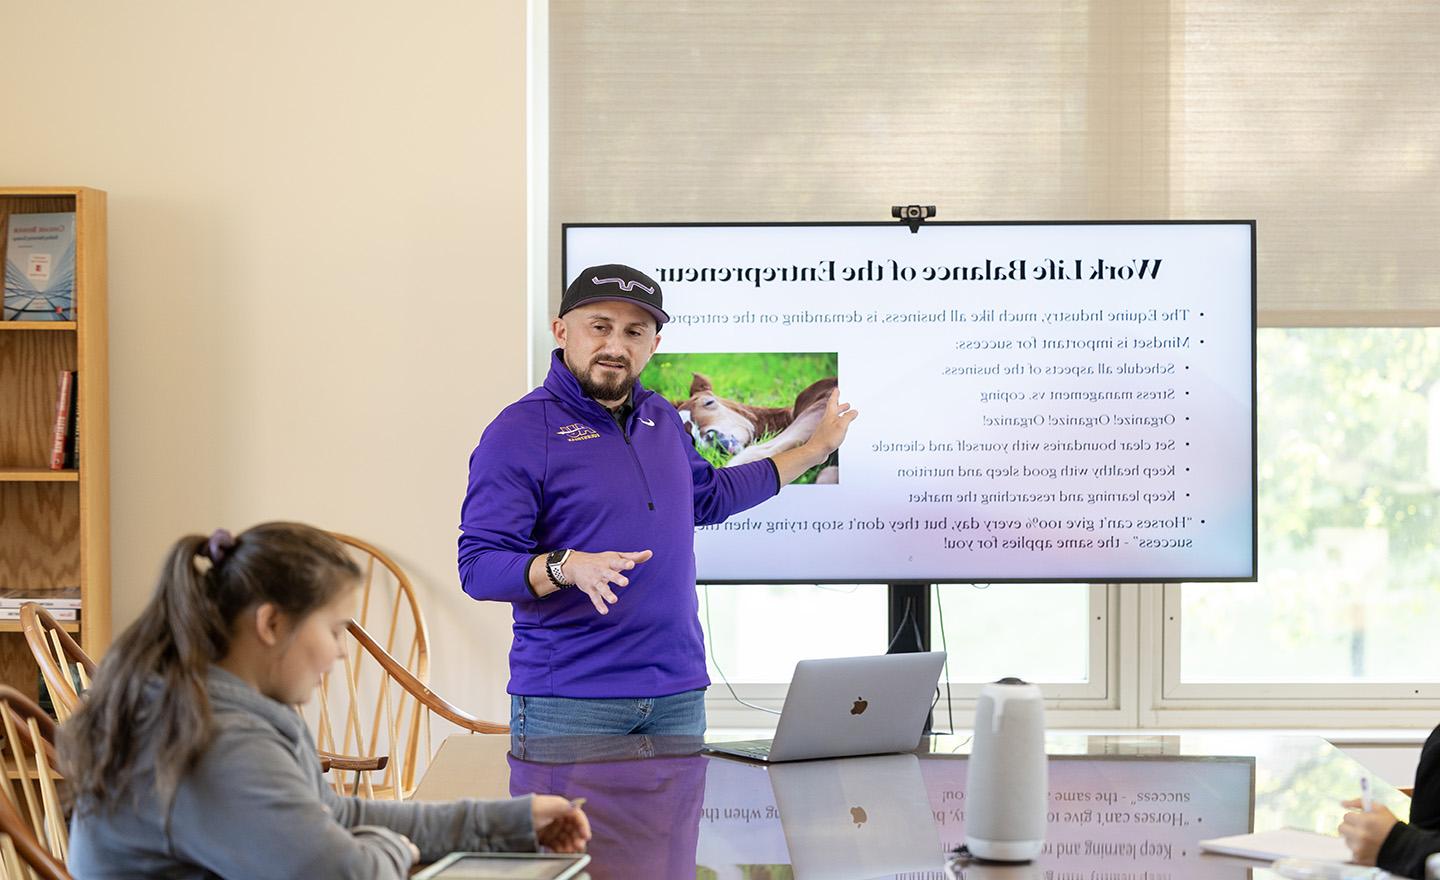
[4,211,77,320]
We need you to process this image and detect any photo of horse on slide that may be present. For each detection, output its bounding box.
[639,352,840,484]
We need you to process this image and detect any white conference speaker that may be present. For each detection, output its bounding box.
[964,677,1047,862]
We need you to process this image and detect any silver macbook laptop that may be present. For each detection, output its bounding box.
[704,652,946,763]
[769,753,945,879]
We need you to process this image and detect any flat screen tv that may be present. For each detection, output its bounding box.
[563,221,1256,583]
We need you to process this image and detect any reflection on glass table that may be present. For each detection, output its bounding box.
[406,733,1406,880]
[771,754,943,878]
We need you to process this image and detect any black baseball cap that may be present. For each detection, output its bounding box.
[560,264,669,328]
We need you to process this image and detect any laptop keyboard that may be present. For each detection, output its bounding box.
[708,739,772,759]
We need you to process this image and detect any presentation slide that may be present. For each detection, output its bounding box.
[564,222,1255,582]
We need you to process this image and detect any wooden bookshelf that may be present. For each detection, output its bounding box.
[0,469,80,482]
[0,620,79,634]
[0,187,109,703]
[0,322,76,332]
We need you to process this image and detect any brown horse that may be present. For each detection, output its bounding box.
[674,373,837,467]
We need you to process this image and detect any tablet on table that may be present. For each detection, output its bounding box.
[412,852,591,880]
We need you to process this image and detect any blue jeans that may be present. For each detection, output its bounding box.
[510,689,707,737]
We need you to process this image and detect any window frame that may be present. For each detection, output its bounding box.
[704,584,1128,731]
[1142,583,1440,728]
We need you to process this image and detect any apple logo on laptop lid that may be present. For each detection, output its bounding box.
[850,697,868,715]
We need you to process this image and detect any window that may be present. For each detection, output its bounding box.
[933,584,1097,685]
[700,584,888,686]
[701,582,1110,726]
[1173,329,1440,697]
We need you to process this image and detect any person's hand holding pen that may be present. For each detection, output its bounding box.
[1338,777,1400,867]
[532,796,591,853]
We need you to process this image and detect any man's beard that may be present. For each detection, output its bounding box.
[568,353,635,402]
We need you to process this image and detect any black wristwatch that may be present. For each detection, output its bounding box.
[545,549,573,589]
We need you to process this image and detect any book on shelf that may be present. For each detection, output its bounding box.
[4,212,77,321]
[65,369,79,468]
[0,586,82,610]
[50,370,75,470]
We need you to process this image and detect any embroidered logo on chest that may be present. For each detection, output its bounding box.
[556,423,601,442]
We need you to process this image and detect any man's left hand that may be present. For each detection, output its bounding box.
[806,388,857,459]
[770,388,858,485]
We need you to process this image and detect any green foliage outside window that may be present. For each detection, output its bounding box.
[1184,328,1440,682]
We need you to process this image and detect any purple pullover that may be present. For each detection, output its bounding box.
[459,350,779,698]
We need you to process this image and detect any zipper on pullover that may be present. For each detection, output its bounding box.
[619,422,657,511]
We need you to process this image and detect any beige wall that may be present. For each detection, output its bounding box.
[3,1,528,722]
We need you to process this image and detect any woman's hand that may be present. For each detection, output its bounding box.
[532,795,591,853]
[1337,799,1399,866]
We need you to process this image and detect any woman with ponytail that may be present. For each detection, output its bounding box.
[60,522,588,879]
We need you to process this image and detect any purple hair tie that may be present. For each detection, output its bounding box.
[205,529,236,565]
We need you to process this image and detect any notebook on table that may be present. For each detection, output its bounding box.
[1198,828,1353,862]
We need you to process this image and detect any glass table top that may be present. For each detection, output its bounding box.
[409,732,1408,880]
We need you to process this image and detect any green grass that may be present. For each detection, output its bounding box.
[641,352,838,483]
[640,352,837,408]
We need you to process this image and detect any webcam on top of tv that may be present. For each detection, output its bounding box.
[892,204,936,233]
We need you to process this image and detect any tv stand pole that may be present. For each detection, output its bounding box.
[888,582,933,733]
[887,582,931,654]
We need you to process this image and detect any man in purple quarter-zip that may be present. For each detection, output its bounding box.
[459,264,857,737]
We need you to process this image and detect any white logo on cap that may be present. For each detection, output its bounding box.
[592,276,655,297]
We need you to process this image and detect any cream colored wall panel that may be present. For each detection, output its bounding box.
[2,0,527,724]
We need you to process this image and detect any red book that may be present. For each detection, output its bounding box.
[65,374,79,468]
[49,370,74,470]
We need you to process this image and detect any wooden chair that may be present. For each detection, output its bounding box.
[20,599,381,789]
[0,687,69,879]
[327,531,432,683]
[18,606,93,723]
[313,620,506,800]
[0,806,70,880]
[306,533,431,796]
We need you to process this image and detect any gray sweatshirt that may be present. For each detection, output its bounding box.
[67,667,536,879]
